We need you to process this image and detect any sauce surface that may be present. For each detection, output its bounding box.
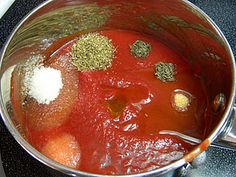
[11,30,207,175]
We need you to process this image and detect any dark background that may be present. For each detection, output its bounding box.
[0,0,235,177]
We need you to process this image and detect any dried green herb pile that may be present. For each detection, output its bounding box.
[71,33,115,71]
[154,62,175,82]
[130,40,151,58]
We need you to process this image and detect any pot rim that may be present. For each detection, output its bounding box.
[0,0,235,176]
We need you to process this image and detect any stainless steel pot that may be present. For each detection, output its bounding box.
[0,0,235,176]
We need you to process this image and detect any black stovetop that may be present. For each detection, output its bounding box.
[0,0,236,177]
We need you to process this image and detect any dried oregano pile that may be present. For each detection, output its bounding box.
[71,33,115,71]
[154,62,176,82]
[130,40,151,58]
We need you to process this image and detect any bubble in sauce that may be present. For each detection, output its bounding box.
[171,89,193,112]
[41,133,81,168]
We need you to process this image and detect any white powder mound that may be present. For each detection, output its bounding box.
[27,66,63,105]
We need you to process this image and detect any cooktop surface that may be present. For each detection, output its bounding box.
[0,0,236,177]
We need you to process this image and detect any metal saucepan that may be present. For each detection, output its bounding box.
[0,0,235,176]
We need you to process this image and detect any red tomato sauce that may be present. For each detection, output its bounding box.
[11,30,207,175]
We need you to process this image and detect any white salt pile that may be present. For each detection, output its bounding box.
[26,66,63,105]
